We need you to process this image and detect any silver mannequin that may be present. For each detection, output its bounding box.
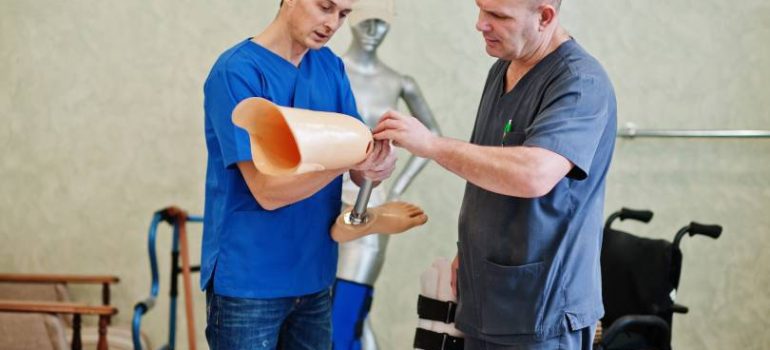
[337,17,442,349]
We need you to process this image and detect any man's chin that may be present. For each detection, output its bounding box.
[306,36,330,50]
[484,45,500,58]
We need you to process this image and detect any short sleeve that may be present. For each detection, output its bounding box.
[523,72,611,180]
[335,57,362,122]
[204,67,264,168]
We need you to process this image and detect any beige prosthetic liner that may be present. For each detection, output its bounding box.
[232,97,373,175]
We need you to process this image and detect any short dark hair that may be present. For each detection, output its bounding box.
[280,0,284,6]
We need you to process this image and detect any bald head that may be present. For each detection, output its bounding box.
[529,0,561,12]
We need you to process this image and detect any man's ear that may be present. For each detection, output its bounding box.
[538,5,557,31]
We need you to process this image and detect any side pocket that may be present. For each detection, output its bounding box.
[480,259,547,335]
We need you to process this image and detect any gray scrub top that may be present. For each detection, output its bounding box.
[455,39,617,344]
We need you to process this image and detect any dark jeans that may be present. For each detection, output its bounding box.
[205,287,332,350]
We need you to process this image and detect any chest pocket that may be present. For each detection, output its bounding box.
[501,131,527,147]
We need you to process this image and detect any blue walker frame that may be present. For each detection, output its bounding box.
[131,208,203,350]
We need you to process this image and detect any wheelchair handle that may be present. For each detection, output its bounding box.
[604,208,654,231]
[620,208,654,223]
[688,222,723,239]
[673,222,723,248]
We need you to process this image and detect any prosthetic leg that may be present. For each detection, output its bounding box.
[332,180,427,349]
[414,258,464,350]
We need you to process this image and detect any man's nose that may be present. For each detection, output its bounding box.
[325,15,341,32]
[476,13,490,32]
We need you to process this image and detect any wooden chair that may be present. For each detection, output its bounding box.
[0,273,148,350]
[0,300,116,350]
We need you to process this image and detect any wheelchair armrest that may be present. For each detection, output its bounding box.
[601,315,671,348]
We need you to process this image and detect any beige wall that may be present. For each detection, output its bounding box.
[1,0,768,349]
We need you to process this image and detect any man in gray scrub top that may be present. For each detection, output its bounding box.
[373,0,616,349]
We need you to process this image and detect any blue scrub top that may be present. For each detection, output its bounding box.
[455,39,617,343]
[201,39,361,298]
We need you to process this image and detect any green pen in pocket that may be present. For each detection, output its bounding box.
[501,119,512,146]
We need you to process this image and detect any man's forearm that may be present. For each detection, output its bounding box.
[238,162,344,210]
[428,137,569,198]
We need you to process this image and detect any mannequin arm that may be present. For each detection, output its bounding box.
[388,76,442,200]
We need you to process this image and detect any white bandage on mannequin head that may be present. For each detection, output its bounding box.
[349,0,395,25]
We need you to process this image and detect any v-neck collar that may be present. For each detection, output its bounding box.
[498,38,576,99]
[244,38,311,71]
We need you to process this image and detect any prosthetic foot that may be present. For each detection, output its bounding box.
[331,202,428,243]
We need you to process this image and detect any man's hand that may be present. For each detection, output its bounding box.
[373,110,438,158]
[451,252,459,298]
[351,139,396,182]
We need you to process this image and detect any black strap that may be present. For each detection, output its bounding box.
[418,295,457,324]
[413,328,464,350]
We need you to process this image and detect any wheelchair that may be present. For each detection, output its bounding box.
[596,208,722,350]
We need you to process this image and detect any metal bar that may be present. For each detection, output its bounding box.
[148,214,162,299]
[187,215,204,223]
[132,212,162,350]
[349,179,375,225]
[132,306,146,350]
[618,125,770,139]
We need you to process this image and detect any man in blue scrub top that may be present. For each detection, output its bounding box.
[374,0,616,349]
[201,0,397,349]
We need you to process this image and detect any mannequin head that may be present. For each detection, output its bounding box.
[351,18,390,52]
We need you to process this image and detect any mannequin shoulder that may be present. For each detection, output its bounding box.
[400,74,424,95]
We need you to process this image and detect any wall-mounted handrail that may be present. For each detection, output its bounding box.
[618,124,770,139]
